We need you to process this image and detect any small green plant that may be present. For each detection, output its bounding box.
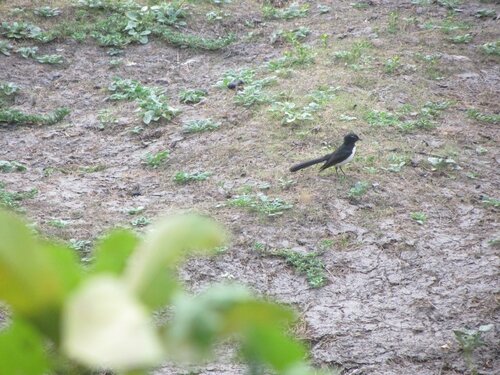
[156,29,235,50]
[454,324,493,375]
[0,21,42,39]
[384,56,401,74]
[269,101,316,125]
[352,2,369,9]
[449,34,472,44]
[480,41,500,56]
[475,9,496,18]
[364,110,400,127]
[480,196,500,208]
[320,33,329,48]
[48,219,68,228]
[318,4,331,14]
[228,193,293,216]
[34,6,62,17]
[0,40,13,56]
[0,160,27,173]
[97,109,118,128]
[35,54,64,64]
[348,181,369,199]
[173,171,211,184]
[410,212,427,224]
[263,3,309,20]
[0,82,20,97]
[80,165,107,173]
[268,42,315,71]
[179,89,207,104]
[206,10,229,22]
[0,183,37,210]
[216,68,256,88]
[69,238,92,253]
[333,40,372,68]
[126,206,145,215]
[437,0,462,10]
[467,109,500,124]
[427,156,458,171]
[108,77,179,124]
[234,85,270,107]
[276,249,327,288]
[16,46,38,59]
[182,118,220,133]
[307,86,339,106]
[271,27,310,44]
[131,216,151,227]
[143,150,169,169]
[0,108,70,126]
[385,154,408,172]
[387,12,400,34]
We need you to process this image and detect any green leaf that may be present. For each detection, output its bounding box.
[166,283,301,372]
[125,215,227,307]
[0,210,82,339]
[242,325,305,372]
[0,320,50,375]
[91,229,139,276]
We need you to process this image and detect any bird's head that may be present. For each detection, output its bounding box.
[344,133,361,144]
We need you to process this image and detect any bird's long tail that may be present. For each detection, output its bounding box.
[290,156,328,172]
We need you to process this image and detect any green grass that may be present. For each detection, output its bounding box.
[385,154,409,173]
[449,34,473,44]
[0,108,70,126]
[480,196,500,208]
[269,101,316,125]
[364,110,400,127]
[384,56,401,74]
[126,206,145,215]
[276,249,327,288]
[267,42,315,72]
[0,182,37,210]
[0,40,13,55]
[228,193,293,216]
[480,41,500,56]
[348,181,369,199]
[230,76,276,107]
[173,171,211,184]
[333,40,372,65]
[182,118,220,133]
[262,3,309,20]
[387,12,400,34]
[48,219,68,228]
[143,150,169,169]
[0,160,27,173]
[410,212,427,224]
[467,109,500,124]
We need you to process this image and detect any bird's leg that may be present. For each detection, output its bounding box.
[335,167,339,176]
[340,167,346,176]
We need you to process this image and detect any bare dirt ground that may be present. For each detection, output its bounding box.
[1,1,499,374]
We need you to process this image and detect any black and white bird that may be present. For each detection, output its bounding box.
[290,133,360,175]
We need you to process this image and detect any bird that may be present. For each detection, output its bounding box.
[290,133,360,175]
[227,79,244,90]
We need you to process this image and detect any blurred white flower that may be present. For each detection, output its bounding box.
[62,276,163,371]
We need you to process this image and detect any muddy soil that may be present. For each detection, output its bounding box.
[0,1,499,374]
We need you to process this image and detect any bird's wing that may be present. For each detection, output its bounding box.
[319,146,352,170]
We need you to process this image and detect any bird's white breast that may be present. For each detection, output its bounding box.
[337,146,356,166]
